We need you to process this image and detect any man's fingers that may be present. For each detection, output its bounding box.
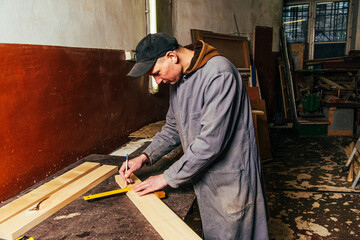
[126,177,134,183]
[119,161,135,186]
[131,174,168,197]
[136,188,153,197]
[132,181,148,192]
[124,168,134,178]
[132,182,154,197]
[119,163,126,180]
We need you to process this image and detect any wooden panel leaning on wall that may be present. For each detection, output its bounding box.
[250,99,273,162]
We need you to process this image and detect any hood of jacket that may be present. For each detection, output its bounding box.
[184,40,221,75]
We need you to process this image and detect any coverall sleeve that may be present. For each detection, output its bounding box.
[143,102,181,164]
[164,72,239,188]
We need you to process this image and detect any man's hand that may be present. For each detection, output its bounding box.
[119,154,148,185]
[132,174,168,197]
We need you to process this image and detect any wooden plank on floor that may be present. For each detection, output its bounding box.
[0,164,117,240]
[0,162,100,224]
[115,175,201,240]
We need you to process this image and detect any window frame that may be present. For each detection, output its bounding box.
[283,0,353,60]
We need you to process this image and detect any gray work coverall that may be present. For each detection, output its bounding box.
[144,56,269,240]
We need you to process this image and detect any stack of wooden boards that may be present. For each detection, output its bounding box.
[0,162,118,240]
[345,139,360,188]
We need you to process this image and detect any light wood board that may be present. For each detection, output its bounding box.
[0,161,100,224]
[115,175,201,240]
[0,163,117,240]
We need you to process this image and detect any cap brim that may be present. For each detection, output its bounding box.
[127,59,157,78]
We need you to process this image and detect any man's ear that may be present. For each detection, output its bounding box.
[166,51,178,63]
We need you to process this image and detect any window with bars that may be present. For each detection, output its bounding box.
[283,4,309,43]
[282,1,350,59]
[315,1,349,42]
[314,1,349,58]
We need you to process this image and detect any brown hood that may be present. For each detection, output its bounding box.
[184,40,221,75]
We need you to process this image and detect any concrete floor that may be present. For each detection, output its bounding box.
[185,130,360,239]
[88,126,360,239]
[264,131,360,240]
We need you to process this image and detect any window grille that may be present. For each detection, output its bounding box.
[315,1,349,42]
[283,4,309,43]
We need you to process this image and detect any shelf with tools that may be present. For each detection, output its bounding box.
[293,57,360,136]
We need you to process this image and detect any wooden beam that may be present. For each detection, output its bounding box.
[0,164,117,240]
[318,76,346,90]
[0,161,100,224]
[115,175,201,240]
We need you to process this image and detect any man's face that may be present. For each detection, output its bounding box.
[149,52,182,85]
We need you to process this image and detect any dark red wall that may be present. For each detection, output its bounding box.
[0,43,169,202]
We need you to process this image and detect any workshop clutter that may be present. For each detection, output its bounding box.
[281,27,360,136]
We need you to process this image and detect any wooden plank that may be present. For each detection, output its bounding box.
[280,27,298,121]
[297,120,330,125]
[279,63,289,120]
[319,76,346,90]
[288,43,305,70]
[328,130,353,136]
[129,120,166,139]
[253,26,278,119]
[0,164,117,240]
[0,162,100,224]
[250,99,272,161]
[246,87,261,101]
[115,175,201,240]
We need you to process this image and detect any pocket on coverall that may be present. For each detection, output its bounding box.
[209,170,254,215]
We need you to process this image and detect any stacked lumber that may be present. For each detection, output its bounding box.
[0,162,117,240]
[319,76,348,90]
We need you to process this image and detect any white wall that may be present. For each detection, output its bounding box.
[0,0,146,50]
[172,0,283,52]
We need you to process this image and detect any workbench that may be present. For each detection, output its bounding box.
[0,149,197,239]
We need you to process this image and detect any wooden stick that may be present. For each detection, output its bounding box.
[347,161,354,182]
[346,145,354,182]
[318,76,346,90]
[354,159,359,182]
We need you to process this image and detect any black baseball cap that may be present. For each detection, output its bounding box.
[127,33,179,77]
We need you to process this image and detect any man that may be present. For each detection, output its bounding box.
[119,33,269,240]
